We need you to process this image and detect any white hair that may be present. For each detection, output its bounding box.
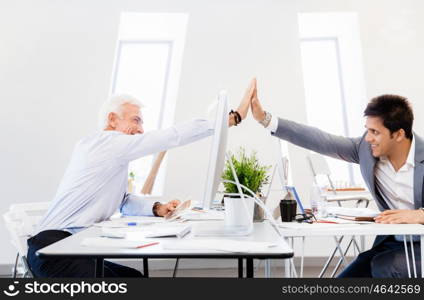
[98,94,144,129]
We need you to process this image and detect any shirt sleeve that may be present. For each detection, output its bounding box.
[119,193,158,216]
[111,119,214,163]
[267,114,278,133]
[272,117,361,164]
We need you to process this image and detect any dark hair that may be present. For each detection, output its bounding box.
[364,94,414,139]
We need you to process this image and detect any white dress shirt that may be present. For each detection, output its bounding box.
[37,119,214,234]
[375,135,415,210]
[266,113,415,210]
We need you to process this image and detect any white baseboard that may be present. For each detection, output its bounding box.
[0,256,354,277]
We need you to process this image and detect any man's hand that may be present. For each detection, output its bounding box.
[374,209,424,224]
[250,79,266,122]
[228,78,256,126]
[155,199,181,217]
[238,78,256,120]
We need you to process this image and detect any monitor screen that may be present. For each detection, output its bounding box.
[202,90,228,209]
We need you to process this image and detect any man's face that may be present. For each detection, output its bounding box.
[109,103,144,135]
[365,116,396,157]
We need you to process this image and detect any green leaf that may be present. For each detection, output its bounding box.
[221,147,271,195]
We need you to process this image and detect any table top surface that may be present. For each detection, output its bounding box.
[37,221,294,259]
[278,221,424,237]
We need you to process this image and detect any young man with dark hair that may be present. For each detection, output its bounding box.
[364,94,414,140]
[249,79,424,277]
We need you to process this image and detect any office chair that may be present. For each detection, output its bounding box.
[307,153,372,208]
[3,202,50,278]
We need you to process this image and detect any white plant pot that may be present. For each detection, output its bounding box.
[224,196,255,229]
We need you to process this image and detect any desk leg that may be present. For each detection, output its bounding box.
[284,237,291,278]
[421,235,424,278]
[238,258,243,278]
[409,236,417,278]
[246,258,254,278]
[360,236,365,252]
[94,258,104,278]
[319,236,345,278]
[264,259,271,278]
[143,259,149,278]
[331,237,354,278]
[403,235,412,278]
[284,259,290,278]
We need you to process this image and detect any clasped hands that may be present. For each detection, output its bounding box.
[157,79,265,216]
[228,78,268,127]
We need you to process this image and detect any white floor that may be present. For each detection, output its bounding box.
[2,266,336,278]
[150,266,330,278]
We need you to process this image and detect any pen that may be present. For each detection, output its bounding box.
[314,220,338,224]
[137,242,159,249]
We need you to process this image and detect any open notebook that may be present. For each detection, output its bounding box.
[81,238,160,249]
[99,224,192,239]
[326,206,379,222]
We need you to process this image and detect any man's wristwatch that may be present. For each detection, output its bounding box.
[259,111,272,128]
[152,202,161,217]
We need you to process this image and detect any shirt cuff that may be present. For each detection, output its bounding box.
[120,193,159,216]
[267,114,278,133]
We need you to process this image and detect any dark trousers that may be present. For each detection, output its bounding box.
[338,236,421,278]
[27,230,142,278]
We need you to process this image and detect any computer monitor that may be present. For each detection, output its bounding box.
[202,90,228,210]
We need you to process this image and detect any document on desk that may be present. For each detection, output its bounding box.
[162,239,278,253]
[81,237,160,249]
[100,224,191,239]
[326,206,379,218]
[179,210,225,221]
[94,216,166,228]
[279,223,339,229]
[278,221,362,230]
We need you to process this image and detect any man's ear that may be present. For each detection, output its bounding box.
[107,112,118,129]
[395,129,406,142]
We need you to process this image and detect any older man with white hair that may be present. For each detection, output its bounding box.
[26,83,254,278]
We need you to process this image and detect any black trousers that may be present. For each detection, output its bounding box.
[338,235,421,278]
[27,230,143,278]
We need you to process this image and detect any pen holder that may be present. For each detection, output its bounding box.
[280,199,297,222]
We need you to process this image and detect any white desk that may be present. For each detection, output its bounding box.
[36,221,293,278]
[278,222,424,278]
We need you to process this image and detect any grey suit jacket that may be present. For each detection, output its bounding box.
[272,118,424,245]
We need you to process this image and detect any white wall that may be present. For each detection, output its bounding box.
[296,0,424,133]
[1,0,424,266]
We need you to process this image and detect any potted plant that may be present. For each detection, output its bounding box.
[221,148,270,222]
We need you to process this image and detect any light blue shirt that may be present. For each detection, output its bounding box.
[37,119,214,234]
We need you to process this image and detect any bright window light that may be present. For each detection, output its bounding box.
[298,12,367,187]
[110,13,188,196]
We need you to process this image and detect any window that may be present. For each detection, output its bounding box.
[111,13,189,196]
[298,12,367,187]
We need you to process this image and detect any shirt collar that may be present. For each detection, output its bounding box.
[379,134,415,167]
[407,134,415,167]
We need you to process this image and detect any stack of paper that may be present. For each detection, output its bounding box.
[81,237,159,249]
[101,224,192,239]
